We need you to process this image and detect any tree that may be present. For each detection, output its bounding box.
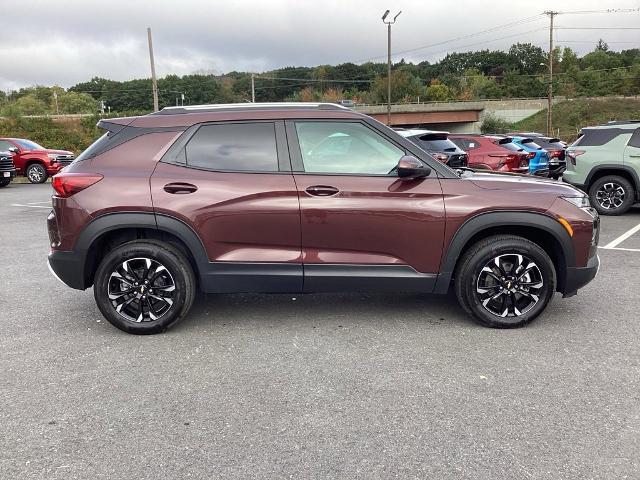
[424,80,453,101]
[508,43,547,75]
[369,69,423,103]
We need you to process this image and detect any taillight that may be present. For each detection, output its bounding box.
[567,150,585,166]
[52,172,103,198]
[549,150,562,158]
[433,153,448,162]
[527,152,536,160]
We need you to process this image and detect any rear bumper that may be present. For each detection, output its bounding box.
[562,253,599,298]
[48,250,86,290]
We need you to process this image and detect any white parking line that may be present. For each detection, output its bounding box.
[10,203,51,209]
[601,222,640,249]
[27,201,51,205]
[599,246,640,253]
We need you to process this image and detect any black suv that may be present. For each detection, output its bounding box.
[0,151,16,187]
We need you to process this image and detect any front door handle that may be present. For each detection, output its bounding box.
[629,154,640,158]
[305,185,339,197]
[163,182,198,194]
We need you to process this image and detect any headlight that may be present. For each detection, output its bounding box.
[47,154,59,160]
[562,195,590,209]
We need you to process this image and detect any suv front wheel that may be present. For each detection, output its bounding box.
[94,240,196,334]
[588,175,634,215]
[455,235,556,328]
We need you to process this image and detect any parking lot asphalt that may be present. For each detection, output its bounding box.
[1,183,639,480]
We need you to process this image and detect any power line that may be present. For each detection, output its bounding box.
[354,14,547,63]
[556,27,640,30]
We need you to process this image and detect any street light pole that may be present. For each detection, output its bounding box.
[382,10,401,126]
[544,11,557,137]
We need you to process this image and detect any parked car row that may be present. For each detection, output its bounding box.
[394,128,568,180]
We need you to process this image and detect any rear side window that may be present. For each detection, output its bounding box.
[75,133,109,162]
[574,128,625,147]
[186,123,278,172]
[628,128,640,148]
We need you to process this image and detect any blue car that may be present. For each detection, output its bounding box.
[510,136,550,176]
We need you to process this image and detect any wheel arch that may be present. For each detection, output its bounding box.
[76,212,209,289]
[24,158,46,174]
[434,211,575,294]
[585,165,639,197]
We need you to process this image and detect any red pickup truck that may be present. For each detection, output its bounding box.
[0,137,74,183]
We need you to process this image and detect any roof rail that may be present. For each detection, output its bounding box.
[151,102,350,116]
[605,120,640,125]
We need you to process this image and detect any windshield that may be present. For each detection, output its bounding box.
[497,142,523,152]
[13,138,45,150]
[415,136,459,152]
[520,139,543,150]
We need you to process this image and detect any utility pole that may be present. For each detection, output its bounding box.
[147,27,159,112]
[382,10,401,125]
[251,73,256,102]
[544,11,557,137]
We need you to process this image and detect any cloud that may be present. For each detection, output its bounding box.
[1,0,638,91]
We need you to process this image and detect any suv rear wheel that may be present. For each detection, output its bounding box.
[588,175,634,215]
[93,240,196,334]
[455,235,556,328]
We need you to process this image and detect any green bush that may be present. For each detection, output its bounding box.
[480,114,511,134]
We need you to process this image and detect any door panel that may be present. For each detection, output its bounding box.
[152,162,302,264]
[294,174,446,273]
[150,120,302,293]
[624,128,640,174]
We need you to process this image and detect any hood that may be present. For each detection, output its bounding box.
[27,149,74,155]
[464,170,584,196]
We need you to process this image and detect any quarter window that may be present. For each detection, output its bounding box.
[295,122,405,175]
[628,128,640,148]
[185,123,278,172]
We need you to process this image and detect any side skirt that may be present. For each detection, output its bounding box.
[198,263,438,294]
[304,264,437,294]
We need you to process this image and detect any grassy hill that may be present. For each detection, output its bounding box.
[512,97,640,141]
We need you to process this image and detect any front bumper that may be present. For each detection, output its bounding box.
[0,168,16,179]
[562,253,599,298]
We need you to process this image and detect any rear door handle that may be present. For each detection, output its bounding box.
[305,185,339,197]
[630,154,640,158]
[163,182,198,194]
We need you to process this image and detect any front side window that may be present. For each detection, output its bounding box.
[295,122,404,175]
[185,122,278,172]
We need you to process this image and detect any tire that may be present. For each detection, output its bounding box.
[0,178,10,188]
[93,240,196,335]
[26,163,47,184]
[588,175,634,215]
[454,235,556,328]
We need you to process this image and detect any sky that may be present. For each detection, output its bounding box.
[1,0,639,91]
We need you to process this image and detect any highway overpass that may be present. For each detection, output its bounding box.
[355,97,563,133]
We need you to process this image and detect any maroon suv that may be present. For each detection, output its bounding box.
[47,103,600,334]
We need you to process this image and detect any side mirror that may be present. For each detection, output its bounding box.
[8,147,19,154]
[396,155,431,179]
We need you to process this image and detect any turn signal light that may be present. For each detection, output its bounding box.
[52,173,103,198]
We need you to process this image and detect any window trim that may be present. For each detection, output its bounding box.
[159,120,292,174]
[285,118,444,178]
